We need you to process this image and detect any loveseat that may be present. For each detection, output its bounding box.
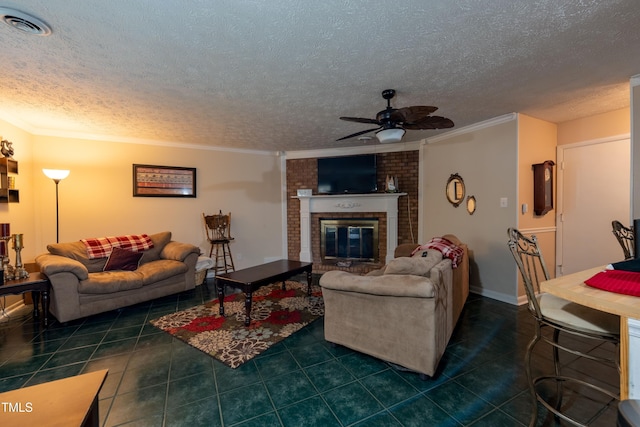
[319,234,469,378]
[35,231,200,323]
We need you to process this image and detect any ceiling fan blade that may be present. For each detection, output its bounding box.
[339,116,380,125]
[336,127,382,141]
[393,106,439,123]
[403,116,454,130]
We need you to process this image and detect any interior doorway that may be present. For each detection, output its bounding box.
[556,136,631,275]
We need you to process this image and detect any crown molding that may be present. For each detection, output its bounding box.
[425,113,517,144]
[285,139,422,160]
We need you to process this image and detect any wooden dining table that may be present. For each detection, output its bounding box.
[540,265,640,399]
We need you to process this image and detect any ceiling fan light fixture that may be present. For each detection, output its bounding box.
[338,89,453,142]
[376,128,405,143]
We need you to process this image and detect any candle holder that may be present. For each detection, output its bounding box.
[12,233,28,279]
[1,235,15,281]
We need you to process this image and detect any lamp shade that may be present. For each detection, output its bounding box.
[375,128,405,144]
[43,169,70,180]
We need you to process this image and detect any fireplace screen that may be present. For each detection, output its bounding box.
[320,218,379,262]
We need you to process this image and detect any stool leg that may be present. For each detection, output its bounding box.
[223,243,228,273]
[224,243,235,272]
[214,243,223,273]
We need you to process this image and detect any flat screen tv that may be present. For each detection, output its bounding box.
[317,154,377,194]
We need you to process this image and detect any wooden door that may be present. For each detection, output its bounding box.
[556,137,630,275]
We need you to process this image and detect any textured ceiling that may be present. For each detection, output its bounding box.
[0,1,639,152]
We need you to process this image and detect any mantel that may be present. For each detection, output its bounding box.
[293,193,406,264]
[294,193,406,198]
[293,193,406,213]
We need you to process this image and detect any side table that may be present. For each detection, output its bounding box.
[1,272,51,326]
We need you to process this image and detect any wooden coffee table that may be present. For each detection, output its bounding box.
[0,369,107,426]
[216,259,313,326]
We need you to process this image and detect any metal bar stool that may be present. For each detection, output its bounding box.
[612,220,635,260]
[508,227,620,426]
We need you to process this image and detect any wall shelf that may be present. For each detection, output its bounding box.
[0,158,19,203]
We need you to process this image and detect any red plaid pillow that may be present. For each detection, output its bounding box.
[81,234,154,259]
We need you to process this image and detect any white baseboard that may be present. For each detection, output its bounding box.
[470,286,522,306]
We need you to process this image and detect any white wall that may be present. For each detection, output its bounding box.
[423,115,519,303]
[1,120,286,270]
[517,114,557,300]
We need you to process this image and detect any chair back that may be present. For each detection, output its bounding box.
[203,212,232,241]
[612,220,634,260]
[507,228,551,318]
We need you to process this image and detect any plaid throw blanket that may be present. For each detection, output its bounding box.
[81,234,154,259]
[411,237,464,268]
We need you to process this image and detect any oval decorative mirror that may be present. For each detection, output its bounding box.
[467,195,477,215]
[446,173,465,207]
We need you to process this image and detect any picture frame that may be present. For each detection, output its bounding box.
[133,164,196,197]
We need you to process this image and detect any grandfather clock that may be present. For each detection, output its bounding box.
[532,160,555,216]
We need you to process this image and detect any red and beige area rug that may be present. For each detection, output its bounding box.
[150,281,324,368]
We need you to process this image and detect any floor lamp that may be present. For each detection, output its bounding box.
[42,169,70,243]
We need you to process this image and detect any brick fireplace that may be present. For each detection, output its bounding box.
[294,193,403,274]
[286,151,419,274]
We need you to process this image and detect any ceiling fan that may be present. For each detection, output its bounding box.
[337,89,454,143]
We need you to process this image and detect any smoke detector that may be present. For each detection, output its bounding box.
[0,8,51,36]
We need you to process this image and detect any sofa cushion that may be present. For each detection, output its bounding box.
[411,249,444,264]
[394,243,420,258]
[47,241,107,273]
[137,259,187,285]
[385,251,443,276]
[320,270,436,298]
[140,232,172,264]
[103,247,144,271]
[365,267,385,276]
[78,271,144,294]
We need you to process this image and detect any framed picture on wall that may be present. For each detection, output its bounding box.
[133,164,197,197]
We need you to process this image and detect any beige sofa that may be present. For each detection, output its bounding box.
[319,234,469,378]
[35,231,200,323]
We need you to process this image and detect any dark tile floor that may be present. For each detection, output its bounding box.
[0,276,620,426]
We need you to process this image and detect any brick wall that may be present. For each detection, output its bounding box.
[286,150,419,273]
